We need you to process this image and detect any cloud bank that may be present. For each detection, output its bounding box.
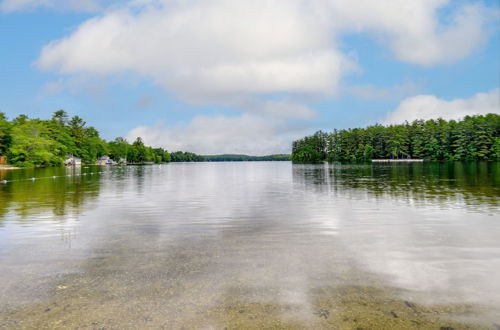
[384,88,500,124]
[37,0,492,103]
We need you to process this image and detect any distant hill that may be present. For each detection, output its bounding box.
[203,154,290,162]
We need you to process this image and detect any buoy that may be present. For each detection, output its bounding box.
[1,180,7,184]
[31,177,35,181]
[52,176,57,179]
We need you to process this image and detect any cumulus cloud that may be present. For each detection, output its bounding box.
[328,1,491,66]
[36,0,493,108]
[37,0,348,105]
[384,88,500,124]
[126,114,309,155]
[0,0,105,12]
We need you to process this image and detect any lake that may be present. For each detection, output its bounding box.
[1,162,499,329]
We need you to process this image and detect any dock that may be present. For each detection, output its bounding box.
[371,159,424,162]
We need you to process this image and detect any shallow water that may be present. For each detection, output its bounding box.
[0,162,499,329]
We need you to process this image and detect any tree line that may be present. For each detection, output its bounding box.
[292,114,500,163]
[203,154,290,161]
[0,110,291,167]
[170,151,205,162]
[169,153,290,162]
[0,110,173,167]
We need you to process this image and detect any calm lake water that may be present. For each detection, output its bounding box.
[0,162,499,329]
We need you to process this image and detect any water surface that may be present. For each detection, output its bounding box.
[1,162,499,329]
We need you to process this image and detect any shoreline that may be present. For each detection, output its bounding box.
[1,160,498,170]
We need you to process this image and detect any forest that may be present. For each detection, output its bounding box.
[170,151,205,162]
[0,110,172,167]
[291,114,500,163]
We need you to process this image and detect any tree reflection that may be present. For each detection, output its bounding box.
[292,162,500,210]
[0,167,102,224]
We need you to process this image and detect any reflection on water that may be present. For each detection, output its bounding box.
[293,162,499,211]
[0,166,102,221]
[0,162,499,329]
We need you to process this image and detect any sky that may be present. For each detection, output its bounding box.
[0,0,499,155]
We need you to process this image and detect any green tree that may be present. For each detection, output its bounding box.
[0,112,12,155]
[109,137,130,161]
[8,118,64,166]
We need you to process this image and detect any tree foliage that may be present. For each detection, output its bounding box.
[170,151,205,162]
[0,112,12,155]
[292,114,500,163]
[0,111,172,167]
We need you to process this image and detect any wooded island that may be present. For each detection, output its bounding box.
[291,114,500,163]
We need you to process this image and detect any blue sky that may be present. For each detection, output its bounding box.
[0,0,499,154]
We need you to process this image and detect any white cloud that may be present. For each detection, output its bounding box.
[0,0,105,12]
[328,1,491,66]
[36,0,493,107]
[389,3,489,66]
[384,88,500,124]
[37,0,348,106]
[127,113,309,155]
